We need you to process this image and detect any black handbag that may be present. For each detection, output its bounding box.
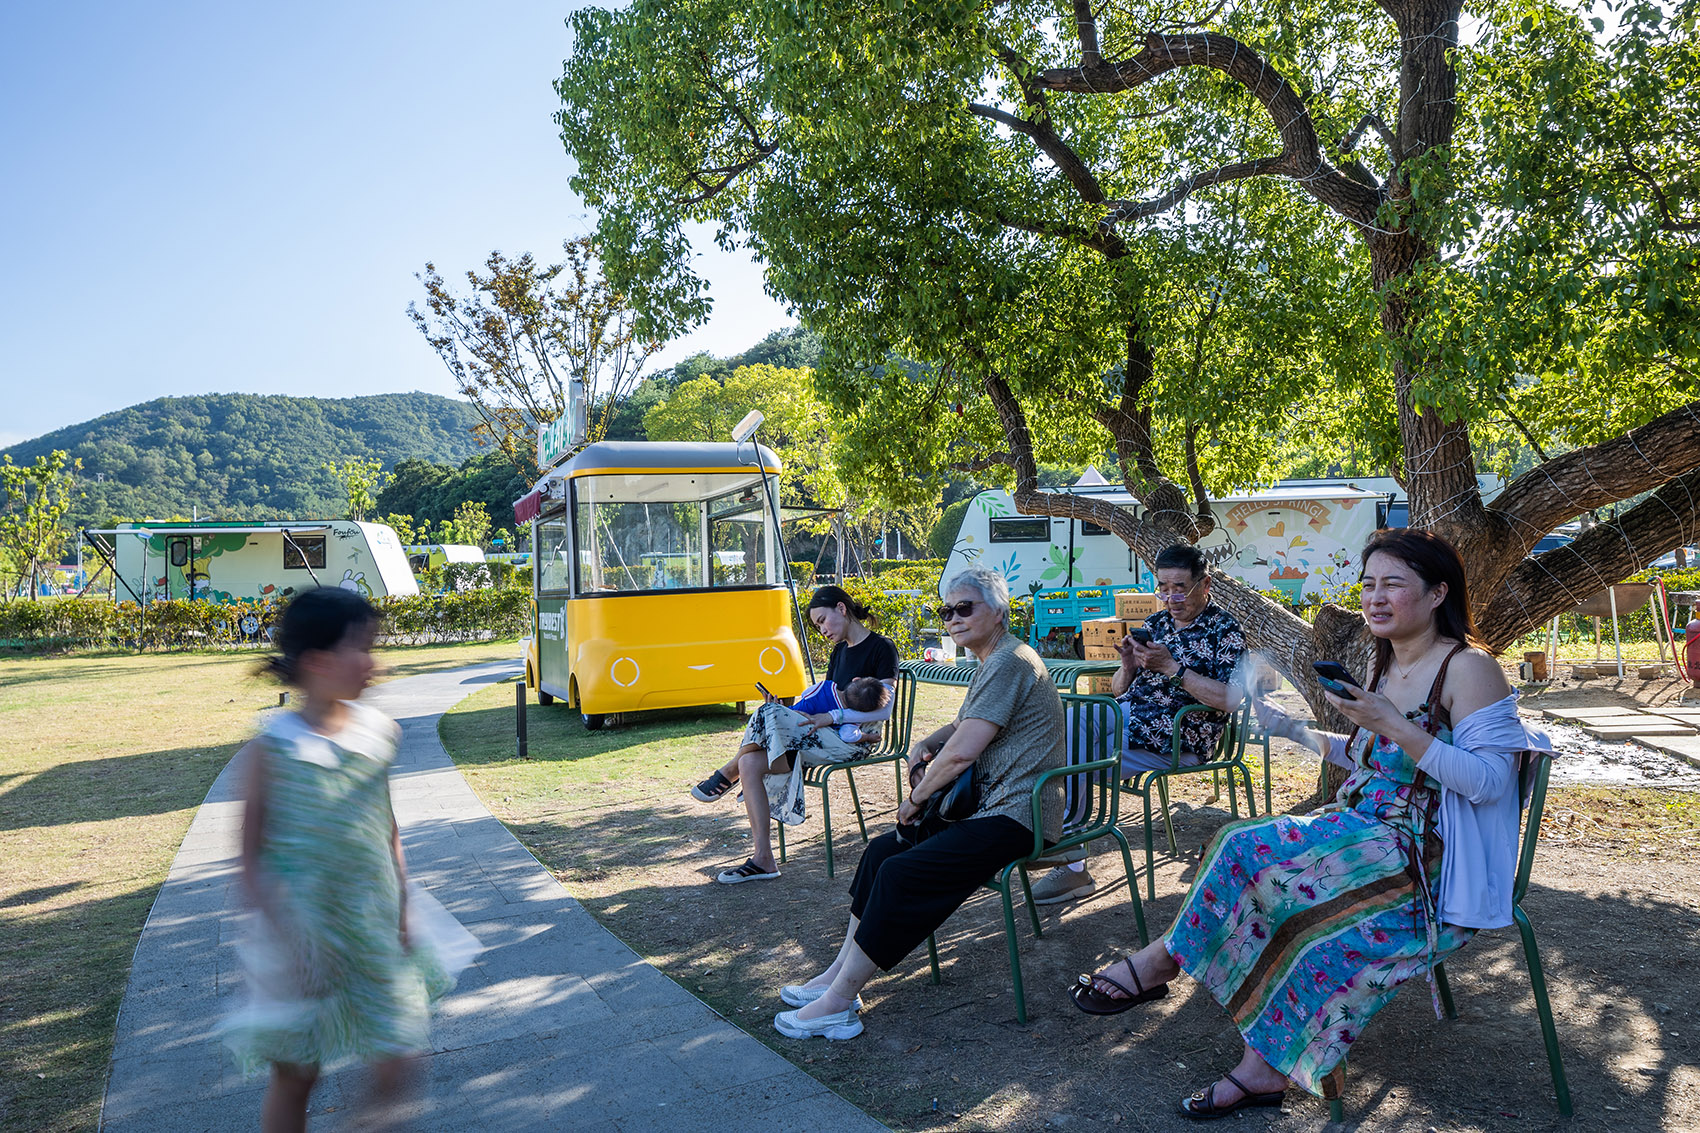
[896,762,980,845]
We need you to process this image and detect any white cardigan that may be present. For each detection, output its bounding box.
[1323,694,1553,929]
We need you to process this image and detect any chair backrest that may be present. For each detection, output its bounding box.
[868,668,918,759]
[1053,693,1125,839]
[1512,755,1553,907]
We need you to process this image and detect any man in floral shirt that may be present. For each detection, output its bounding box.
[1031,543,1245,906]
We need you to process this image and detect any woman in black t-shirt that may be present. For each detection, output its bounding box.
[691,585,899,885]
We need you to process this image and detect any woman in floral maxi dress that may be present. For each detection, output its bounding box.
[1070,530,1548,1118]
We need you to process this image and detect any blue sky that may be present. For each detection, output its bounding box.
[0,1,788,448]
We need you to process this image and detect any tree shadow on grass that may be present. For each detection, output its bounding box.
[0,744,238,832]
[510,792,1700,1132]
[440,699,749,768]
[0,875,168,1133]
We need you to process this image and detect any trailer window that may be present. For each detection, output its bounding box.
[283,535,326,570]
[1080,519,1112,536]
[989,517,1051,543]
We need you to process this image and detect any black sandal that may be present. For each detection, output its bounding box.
[691,770,734,802]
[1178,1071,1286,1120]
[1068,954,1169,1015]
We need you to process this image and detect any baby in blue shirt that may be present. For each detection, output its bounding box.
[791,676,890,744]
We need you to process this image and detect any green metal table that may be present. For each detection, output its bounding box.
[900,656,1120,692]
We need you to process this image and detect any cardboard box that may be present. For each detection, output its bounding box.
[1084,674,1115,695]
[1083,644,1120,660]
[1080,617,1130,647]
[1115,591,1163,619]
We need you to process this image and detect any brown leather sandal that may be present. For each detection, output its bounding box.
[1178,1071,1286,1120]
[1068,954,1169,1015]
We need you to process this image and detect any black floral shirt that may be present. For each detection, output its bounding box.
[1121,604,1246,762]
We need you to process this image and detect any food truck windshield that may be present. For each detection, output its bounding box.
[565,472,774,594]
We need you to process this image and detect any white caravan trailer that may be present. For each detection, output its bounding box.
[940,477,1391,604]
[88,520,419,605]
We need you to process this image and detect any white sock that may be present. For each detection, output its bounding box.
[1067,861,1086,873]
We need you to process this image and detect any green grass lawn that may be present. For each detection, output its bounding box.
[0,638,520,1133]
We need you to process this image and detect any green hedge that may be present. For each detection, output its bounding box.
[0,590,530,654]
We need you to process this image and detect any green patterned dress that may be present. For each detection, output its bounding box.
[226,704,452,1072]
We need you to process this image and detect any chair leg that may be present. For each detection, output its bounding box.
[846,770,871,843]
[1239,762,1257,819]
[1143,788,1158,902]
[1017,865,1042,938]
[1516,905,1574,1116]
[1000,883,1028,1024]
[1110,828,1149,946]
[1158,778,1177,853]
[1261,741,1273,816]
[893,758,905,802]
[777,817,786,864]
[1434,960,1457,1020]
[1226,763,1240,818]
[927,933,941,984]
[820,779,835,879]
[1329,1096,1344,1123]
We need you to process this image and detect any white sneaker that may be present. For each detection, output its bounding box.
[773,1006,863,1040]
[779,984,864,1010]
[1031,865,1096,905]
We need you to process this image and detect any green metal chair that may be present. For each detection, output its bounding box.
[1328,756,1571,1120]
[776,668,918,879]
[1126,700,1259,900]
[922,694,1148,1023]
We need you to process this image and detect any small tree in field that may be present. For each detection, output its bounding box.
[409,237,662,474]
[1,451,80,601]
[325,457,390,522]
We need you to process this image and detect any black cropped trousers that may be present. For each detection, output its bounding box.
[848,814,1033,971]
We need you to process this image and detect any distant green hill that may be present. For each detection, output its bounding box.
[2,391,487,527]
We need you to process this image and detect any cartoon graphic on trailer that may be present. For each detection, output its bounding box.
[941,478,1387,605]
[93,520,415,606]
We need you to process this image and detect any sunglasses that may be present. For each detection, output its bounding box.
[1157,580,1203,602]
[936,600,978,621]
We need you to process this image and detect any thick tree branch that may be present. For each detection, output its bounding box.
[968,102,1108,206]
[1340,112,1396,158]
[1073,0,1101,66]
[1037,33,1382,227]
[1478,464,1700,648]
[1102,155,1294,223]
[1489,399,1700,551]
[1621,146,1700,233]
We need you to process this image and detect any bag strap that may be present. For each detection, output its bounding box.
[1421,643,1469,736]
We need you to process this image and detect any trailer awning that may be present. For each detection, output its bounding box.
[82,525,333,537]
[513,490,543,525]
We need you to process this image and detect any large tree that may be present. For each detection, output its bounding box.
[556,0,1700,699]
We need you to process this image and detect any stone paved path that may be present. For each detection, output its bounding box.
[100,660,886,1132]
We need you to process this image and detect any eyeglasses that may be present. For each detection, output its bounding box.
[1156,580,1203,602]
[936,600,978,621]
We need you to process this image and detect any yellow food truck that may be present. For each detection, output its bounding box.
[516,440,808,728]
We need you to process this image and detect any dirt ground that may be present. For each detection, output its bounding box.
[451,668,1700,1132]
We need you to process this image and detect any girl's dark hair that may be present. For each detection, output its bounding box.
[266,587,379,684]
[1359,528,1483,682]
[806,584,873,624]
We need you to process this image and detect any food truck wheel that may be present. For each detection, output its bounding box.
[583,712,607,730]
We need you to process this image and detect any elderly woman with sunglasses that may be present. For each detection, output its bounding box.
[770,566,1065,1041]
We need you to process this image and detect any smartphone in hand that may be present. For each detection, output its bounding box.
[1126,627,1153,645]
[1311,661,1362,699]
[755,681,773,701]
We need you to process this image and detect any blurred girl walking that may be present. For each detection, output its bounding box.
[226,587,459,1131]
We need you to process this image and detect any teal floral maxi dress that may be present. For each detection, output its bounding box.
[225,704,455,1073]
[1164,703,1475,1099]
